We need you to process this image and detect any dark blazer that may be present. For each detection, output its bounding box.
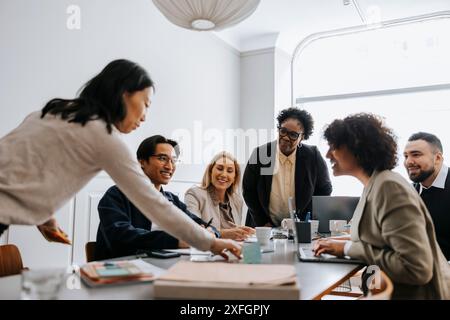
[413,167,450,260]
[243,141,332,226]
[95,185,219,260]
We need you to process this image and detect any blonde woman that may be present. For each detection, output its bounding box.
[185,152,255,241]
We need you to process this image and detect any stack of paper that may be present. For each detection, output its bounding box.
[154,261,300,299]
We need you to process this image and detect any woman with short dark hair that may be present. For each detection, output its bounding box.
[314,113,450,299]
[0,59,240,259]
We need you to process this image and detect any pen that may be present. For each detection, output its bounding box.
[205,217,213,229]
[304,211,311,222]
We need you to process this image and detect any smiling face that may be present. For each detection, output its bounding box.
[404,139,442,184]
[139,143,177,190]
[278,118,304,156]
[210,156,236,193]
[326,144,360,177]
[116,87,152,133]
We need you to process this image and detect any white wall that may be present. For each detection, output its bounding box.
[0,0,240,268]
[274,48,292,119]
[240,48,275,133]
[238,46,292,158]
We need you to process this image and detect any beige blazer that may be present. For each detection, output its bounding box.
[185,186,243,230]
[348,170,450,299]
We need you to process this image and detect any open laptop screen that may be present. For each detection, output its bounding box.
[312,196,359,233]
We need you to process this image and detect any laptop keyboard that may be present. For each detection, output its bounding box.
[300,247,337,261]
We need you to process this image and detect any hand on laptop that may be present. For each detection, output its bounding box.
[313,239,346,257]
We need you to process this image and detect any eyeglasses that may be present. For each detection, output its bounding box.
[150,154,180,165]
[278,126,303,141]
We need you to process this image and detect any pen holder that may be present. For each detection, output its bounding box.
[295,221,311,243]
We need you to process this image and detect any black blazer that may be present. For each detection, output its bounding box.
[95,185,219,260]
[413,167,450,260]
[243,141,332,226]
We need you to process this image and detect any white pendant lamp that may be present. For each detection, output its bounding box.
[152,0,261,31]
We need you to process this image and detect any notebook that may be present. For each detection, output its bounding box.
[80,259,164,287]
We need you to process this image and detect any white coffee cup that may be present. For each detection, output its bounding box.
[281,218,295,230]
[329,220,347,235]
[255,227,272,245]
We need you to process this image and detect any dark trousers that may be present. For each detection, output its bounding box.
[0,223,8,237]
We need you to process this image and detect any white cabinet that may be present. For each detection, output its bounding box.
[0,228,8,245]
[71,173,114,266]
[5,173,114,269]
[7,200,75,269]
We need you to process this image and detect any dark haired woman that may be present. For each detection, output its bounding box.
[0,59,240,259]
[314,113,450,299]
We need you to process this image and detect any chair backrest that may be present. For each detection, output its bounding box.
[360,270,393,300]
[85,241,96,262]
[0,244,24,277]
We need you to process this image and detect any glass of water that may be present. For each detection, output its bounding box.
[21,268,65,300]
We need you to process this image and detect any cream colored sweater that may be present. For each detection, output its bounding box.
[0,112,214,251]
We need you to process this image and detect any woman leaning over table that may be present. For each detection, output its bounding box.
[185,151,255,241]
[0,59,240,260]
[313,113,450,299]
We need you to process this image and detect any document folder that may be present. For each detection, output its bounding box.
[153,261,300,300]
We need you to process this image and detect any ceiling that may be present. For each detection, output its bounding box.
[214,0,450,54]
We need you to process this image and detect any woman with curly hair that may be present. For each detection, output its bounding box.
[314,113,450,299]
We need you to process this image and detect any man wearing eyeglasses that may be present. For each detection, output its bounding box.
[95,135,220,260]
[243,107,332,227]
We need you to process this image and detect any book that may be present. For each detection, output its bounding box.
[80,259,161,287]
[153,261,300,299]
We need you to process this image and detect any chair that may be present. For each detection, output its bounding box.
[321,267,393,300]
[317,268,363,300]
[0,244,25,277]
[85,241,96,262]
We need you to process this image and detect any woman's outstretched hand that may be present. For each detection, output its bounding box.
[37,218,71,245]
[210,238,242,260]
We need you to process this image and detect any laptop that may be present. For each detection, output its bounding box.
[312,196,360,234]
[289,197,364,264]
[297,247,364,264]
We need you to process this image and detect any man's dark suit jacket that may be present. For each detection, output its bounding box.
[243,141,332,226]
[95,185,219,260]
[413,167,450,260]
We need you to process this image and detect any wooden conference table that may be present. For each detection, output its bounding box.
[0,240,362,300]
